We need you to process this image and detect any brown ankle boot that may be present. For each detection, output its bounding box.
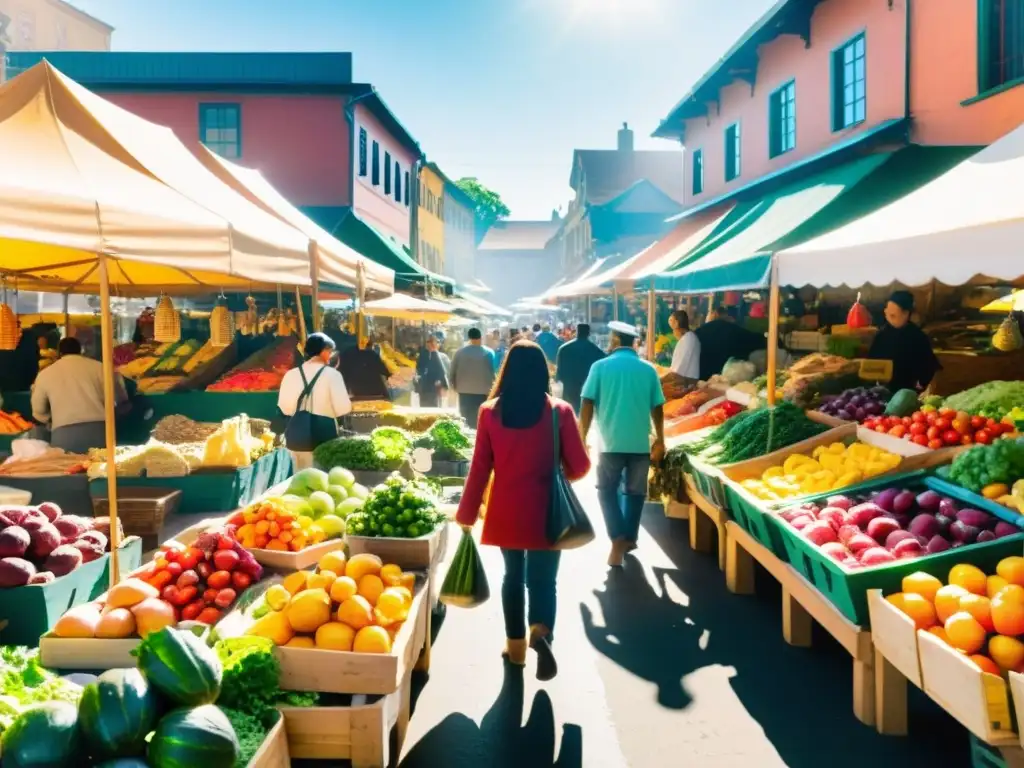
[503,638,527,665]
[529,624,558,681]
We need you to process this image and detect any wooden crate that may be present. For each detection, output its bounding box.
[346,525,447,570]
[248,716,290,768]
[38,635,140,670]
[919,628,1017,744]
[867,590,922,688]
[1008,672,1024,751]
[278,669,412,766]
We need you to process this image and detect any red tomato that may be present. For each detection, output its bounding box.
[214,588,237,608]
[943,430,962,446]
[889,425,907,438]
[196,561,213,580]
[934,417,951,431]
[939,407,956,417]
[928,439,944,450]
[909,423,927,436]
[161,585,179,603]
[196,607,223,625]
[213,549,240,572]
[178,549,201,571]
[902,416,913,426]
[177,569,199,589]
[217,535,235,551]
[875,425,888,434]
[181,600,205,621]
[970,415,986,429]
[173,585,198,606]
[165,562,183,579]
[912,434,930,447]
[974,429,992,444]
[207,570,232,590]
[926,426,941,440]
[961,434,974,445]
[911,411,927,424]
[925,412,938,425]
[863,418,877,430]
[163,548,179,563]
[987,418,1000,430]
[203,588,220,604]
[231,571,252,590]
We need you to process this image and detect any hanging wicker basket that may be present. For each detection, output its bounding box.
[210,304,233,347]
[153,296,181,343]
[0,303,19,351]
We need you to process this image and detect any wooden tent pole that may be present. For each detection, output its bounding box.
[766,256,781,407]
[646,284,656,360]
[97,254,121,585]
[294,286,307,340]
[310,242,321,332]
[356,262,366,346]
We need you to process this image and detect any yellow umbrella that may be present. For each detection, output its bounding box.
[362,293,454,323]
[981,290,1024,313]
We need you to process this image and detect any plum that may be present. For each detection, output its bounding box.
[977,530,997,543]
[845,503,885,529]
[957,509,992,529]
[821,542,850,561]
[838,525,861,545]
[938,497,959,519]
[0,526,30,558]
[867,517,901,544]
[0,557,36,587]
[934,513,953,534]
[36,502,62,523]
[847,533,878,555]
[926,535,952,554]
[893,538,924,559]
[915,490,942,511]
[994,522,1021,539]
[893,491,916,516]
[825,495,854,512]
[43,545,82,578]
[950,520,980,543]
[885,529,919,550]
[790,514,815,531]
[836,409,853,422]
[874,488,901,514]
[803,521,839,546]
[817,508,845,532]
[28,523,61,560]
[860,547,897,566]
[908,514,941,541]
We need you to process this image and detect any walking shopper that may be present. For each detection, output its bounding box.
[580,321,666,567]
[456,341,590,680]
[450,327,496,428]
[535,323,562,363]
[668,309,700,382]
[554,323,605,414]
[277,333,352,471]
[415,335,449,408]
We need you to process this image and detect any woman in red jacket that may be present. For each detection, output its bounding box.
[456,341,591,681]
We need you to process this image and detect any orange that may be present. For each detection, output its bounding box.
[885,593,908,612]
[997,584,1024,604]
[992,592,1024,636]
[336,595,374,630]
[357,575,385,606]
[896,593,937,630]
[330,576,358,604]
[345,553,383,581]
[315,621,356,651]
[989,635,1024,671]
[307,569,337,592]
[969,655,1003,676]
[927,626,950,644]
[902,572,943,603]
[997,556,1024,587]
[352,625,392,654]
[988,575,1010,599]
[959,594,995,632]
[944,611,988,654]
[318,550,347,574]
[949,564,988,596]
[934,584,971,623]
[282,571,308,596]
[379,564,405,587]
[374,588,411,625]
[284,636,316,649]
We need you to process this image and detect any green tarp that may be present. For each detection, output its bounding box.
[650,146,978,293]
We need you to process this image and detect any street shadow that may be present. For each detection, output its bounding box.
[401,664,583,768]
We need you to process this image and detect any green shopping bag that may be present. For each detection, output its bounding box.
[439,529,490,608]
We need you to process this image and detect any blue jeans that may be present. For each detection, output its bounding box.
[501,549,561,640]
[596,452,651,542]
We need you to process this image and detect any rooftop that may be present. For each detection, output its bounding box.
[570,149,684,205]
[478,220,561,252]
[51,0,114,32]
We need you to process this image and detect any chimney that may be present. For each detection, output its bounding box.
[617,121,634,152]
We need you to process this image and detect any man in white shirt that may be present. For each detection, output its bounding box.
[277,333,352,470]
[32,337,128,453]
[669,309,700,382]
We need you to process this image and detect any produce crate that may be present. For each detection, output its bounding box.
[248,715,291,768]
[721,482,789,560]
[765,474,1024,625]
[248,538,347,571]
[0,537,143,647]
[91,487,182,551]
[277,670,412,765]
[926,475,1024,531]
[687,459,727,510]
[867,588,923,688]
[426,459,469,478]
[346,523,449,609]
[968,736,1022,768]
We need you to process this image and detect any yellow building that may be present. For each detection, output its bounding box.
[0,0,112,53]
[417,162,446,274]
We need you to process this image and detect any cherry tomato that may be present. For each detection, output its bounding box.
[971,415,986,429]
[909,423,927,436]
[173,585,198,606]
[974,429,992,445]
[961,434,974,445]
[161,585,179,603]
[889,425,907,438]
[214,588,237,608]
[177,569,200,589]
[165,562,183,579]
[926,412,938,425]
[928,439,944,450]
[203,588,220,604]
[943,430,962,446]
[217,535,235,551]
[902,416,913,426]
[934,417,951,431]
[875,425,888,433]
[181,600,205,621]
[196,561,213,580]
[987,418,1000,430]
[939,407,956,417]
[213,549,240,572]
[231,571,252,590]
[927,426,941,440]
[196,607,223,625]
[178,548,202,571]
[912,411,927,423]
[207,570,232,590]
[912,434,930,447]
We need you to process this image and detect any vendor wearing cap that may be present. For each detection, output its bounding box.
[867,290,941,392]
[580,321,666,567]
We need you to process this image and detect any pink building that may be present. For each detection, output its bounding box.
[8,52,424,271]
[655,0,1024,212]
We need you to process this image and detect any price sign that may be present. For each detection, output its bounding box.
[858,359,893,382]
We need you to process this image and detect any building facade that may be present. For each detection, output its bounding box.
[442,177,477,286]
[6,51,422,254]
[0,0,111,54]
[655,0,1024,213]
[476,218,562,309]
[417,163,445,273]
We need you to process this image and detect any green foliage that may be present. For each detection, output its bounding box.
[455,177,511,227]
[948,439,1024,492]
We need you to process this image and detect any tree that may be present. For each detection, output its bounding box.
[455,177,511,229]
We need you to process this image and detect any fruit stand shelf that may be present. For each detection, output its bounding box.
[724,521,876,728]
[683,473,728,571]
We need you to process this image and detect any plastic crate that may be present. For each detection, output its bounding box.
[970,736,1008,768]
[766,473,1024,625]
[688,460,727,509]
[925,475,1024,531]
[723,482,788,560]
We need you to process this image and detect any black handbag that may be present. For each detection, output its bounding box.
[545,403,595,550]
[283,366,340,453]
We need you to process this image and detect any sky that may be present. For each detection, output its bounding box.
[72,0,774,220]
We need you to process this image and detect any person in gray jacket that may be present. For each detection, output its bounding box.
[450,327,496,428]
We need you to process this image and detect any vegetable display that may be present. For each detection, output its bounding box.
[344,475,447,539]
[777,485,1017,569]
[863,407,1015,451]
[133,625,222,707]
[740,442,902,501]
[817,385,890,422]
[0,646,82,737]
[313,426,412,472]
[77,668,161,760]
[412,419,473,462]
[0,410,32,435]
[663,390,712,420]
[941,381,1024,421]
[682,402,830,466]
[947,439,1024,493]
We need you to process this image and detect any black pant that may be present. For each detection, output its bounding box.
[458,393,487,428]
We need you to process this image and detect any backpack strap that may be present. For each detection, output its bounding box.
[295,365,327,413]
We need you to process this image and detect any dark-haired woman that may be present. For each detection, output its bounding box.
[455,340,591,681]
[867,290,941,393]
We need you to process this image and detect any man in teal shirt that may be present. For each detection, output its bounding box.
[580,322,665,567]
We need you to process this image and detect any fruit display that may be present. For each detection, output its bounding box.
[244,550,416,654]
[116,341,171,379]
[947,439,1024,494]
[665,400,744,439]
[739,442,902,501]
[990,480,1024,514]
[886,559,1024,675]
[0,410,32,435]
[777,485,1018,569]
[345,475,447,539]
[227,489,345,554]
[380,342,415,369]
[938,381,1024,422]
[207,337,297,392]
[411,419,473,462]
[377,408,459,433]
[817,385,891,422]
[679,401,830,466]
[351,400,395,414]
[51,529,262,637]
[781,353,861,409]
[145,339,202,377]
[313,426,413,472]
[0,503,120,587]
[0,448,90,477]
[0,646,83,738]
[864,406,1017,452]
[663,389,712,420]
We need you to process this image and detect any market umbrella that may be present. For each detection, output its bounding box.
[362,294,454,322]
[981,290,1024,313]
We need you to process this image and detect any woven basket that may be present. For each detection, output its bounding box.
[0,304,18,351]
[210,304,233,347]
[154,296,181,343]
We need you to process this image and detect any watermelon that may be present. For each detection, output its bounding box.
[147,705,239,768]
[134,626,222,706]
[1,701,81,768]
[79,667,163,760]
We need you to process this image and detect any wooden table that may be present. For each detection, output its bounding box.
[684,474,728,571]
[724,521,876,727]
